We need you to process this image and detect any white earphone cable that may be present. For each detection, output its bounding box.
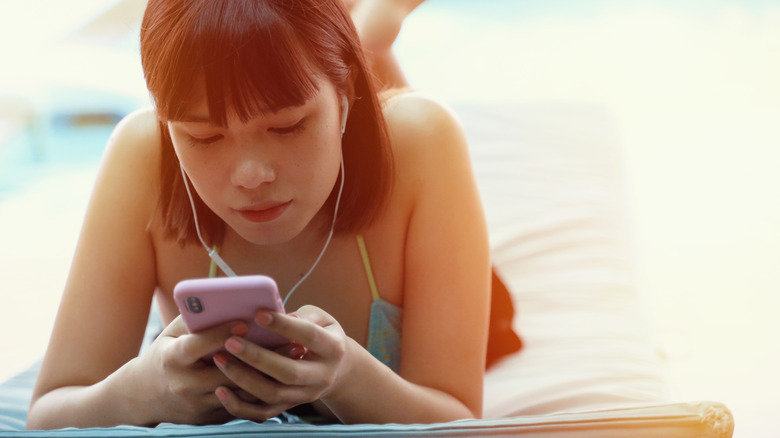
[180,95,348,308]
[283,152,344,307]
[180,164,238,277]
[180,153,344,308]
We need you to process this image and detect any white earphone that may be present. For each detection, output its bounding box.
[340,94,349,135]
[180,94,349,307]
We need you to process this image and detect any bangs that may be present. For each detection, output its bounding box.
[145,1,320,126]
[143,0,394,245]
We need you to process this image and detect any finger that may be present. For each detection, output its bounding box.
[255,307,340,357]
[196,390,230,411]
[165,358,236,398]
[215,386,290,422]
[215,346,289,392]
[290,305,337,328]
[158,315,189,338]
[173,320,250,364]
[235,389,260,403]
[216,342,316,401]
[195,356,240,387]
[273,342,308,360]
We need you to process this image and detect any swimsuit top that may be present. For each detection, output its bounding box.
[208,235,402,373]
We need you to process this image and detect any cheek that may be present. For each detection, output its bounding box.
[170,132,195,170]
[171,140,226,205]
[297,133,342,190]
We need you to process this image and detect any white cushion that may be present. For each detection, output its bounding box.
[453,102,674,417]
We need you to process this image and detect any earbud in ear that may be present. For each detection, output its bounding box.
[340,95,349,135]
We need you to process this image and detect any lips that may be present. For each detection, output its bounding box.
[236,200,292,223]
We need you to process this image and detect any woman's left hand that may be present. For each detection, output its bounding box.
[211,305,354,421]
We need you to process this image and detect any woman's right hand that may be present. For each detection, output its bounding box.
[130,316,247,425]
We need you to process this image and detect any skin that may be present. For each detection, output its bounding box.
[26,77,490,428]
[346,0,427,89]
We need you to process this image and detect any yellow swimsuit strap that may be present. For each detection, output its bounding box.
[210,239,381,303]
[356,235,381,302]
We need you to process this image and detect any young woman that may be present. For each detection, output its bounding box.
[27,0,490,428]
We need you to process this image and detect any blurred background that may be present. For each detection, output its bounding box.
[1,0,778,436]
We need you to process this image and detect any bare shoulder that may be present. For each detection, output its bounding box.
[102,108,161,188]
[381,91,471,185]
[107,107,161,160]
[382,91,465,147]
[91,107,163,222]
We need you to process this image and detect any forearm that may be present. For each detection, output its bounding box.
[322,340,478,424]
[350,0,423,89]
[27,358,153,430]
[351,0,405,52]
[371,51,409,90]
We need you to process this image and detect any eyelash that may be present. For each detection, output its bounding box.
[187,135,222,146]
[186,120,305,146]
[272,120,306,135]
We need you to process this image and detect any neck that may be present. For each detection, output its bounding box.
[218,206,336,289]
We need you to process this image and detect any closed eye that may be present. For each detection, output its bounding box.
[188,134,223,145]
[270,119,305,135]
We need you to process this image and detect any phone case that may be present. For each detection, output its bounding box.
[173,275,289,357]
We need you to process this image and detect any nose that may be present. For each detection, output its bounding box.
[230,156,276,189]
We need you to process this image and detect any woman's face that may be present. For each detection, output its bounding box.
[168,77,344,246]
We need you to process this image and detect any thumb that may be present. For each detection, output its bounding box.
[159,315,189,338]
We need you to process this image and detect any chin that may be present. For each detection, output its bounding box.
[231,214,314,246]
[223,200,330,247]
[236,224,302,246]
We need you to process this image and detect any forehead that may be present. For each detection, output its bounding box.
[174,75,336,125]
[144,0,355,128]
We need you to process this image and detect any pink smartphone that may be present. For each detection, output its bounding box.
[173,275,289,358]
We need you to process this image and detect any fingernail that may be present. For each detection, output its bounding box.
[213,353,227,368]
[225,337,243,354]
[255,311,272,325]
[289,313,300,319]
[231,321,249,336]
[290,345,306,359]
[215,387,227,402]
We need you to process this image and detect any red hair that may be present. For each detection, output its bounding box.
[140,0,394,245]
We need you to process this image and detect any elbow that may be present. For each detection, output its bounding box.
[25,401,46,430]
[26,389,71,430]
[26,384,56,430]
[26,395,64,431]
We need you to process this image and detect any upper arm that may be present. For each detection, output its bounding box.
[389,95,491,416]
[32,109,162,401]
